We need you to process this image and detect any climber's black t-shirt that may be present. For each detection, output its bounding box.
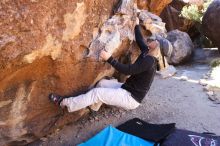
[107,54,156,103]
[107,25,157,103]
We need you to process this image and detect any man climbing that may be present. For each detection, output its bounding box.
[49,24,163,112]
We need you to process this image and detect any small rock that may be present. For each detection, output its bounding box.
[207,91,214,97]
[199,79,208,86]
[203,75,209,79]
[180,76,188,81]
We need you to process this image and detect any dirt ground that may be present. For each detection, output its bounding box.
[29,59,220,146]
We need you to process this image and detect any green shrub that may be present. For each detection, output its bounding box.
[180,0,213,23]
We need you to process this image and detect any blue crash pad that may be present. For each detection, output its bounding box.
[78,125,154,146]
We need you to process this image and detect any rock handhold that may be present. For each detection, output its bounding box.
[139,10,167,37]
[88,0,136,60]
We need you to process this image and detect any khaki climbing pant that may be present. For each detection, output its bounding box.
[60,79,140,112]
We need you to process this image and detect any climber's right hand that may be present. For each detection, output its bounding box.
[100,50,111,61]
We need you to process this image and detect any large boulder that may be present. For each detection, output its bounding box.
[166,30,194,65]
[202,0,220,53]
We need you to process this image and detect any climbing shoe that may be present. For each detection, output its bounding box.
[49,93,64,106]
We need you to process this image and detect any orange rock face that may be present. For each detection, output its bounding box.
[0,0,119,145]
[137,0,172,15]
